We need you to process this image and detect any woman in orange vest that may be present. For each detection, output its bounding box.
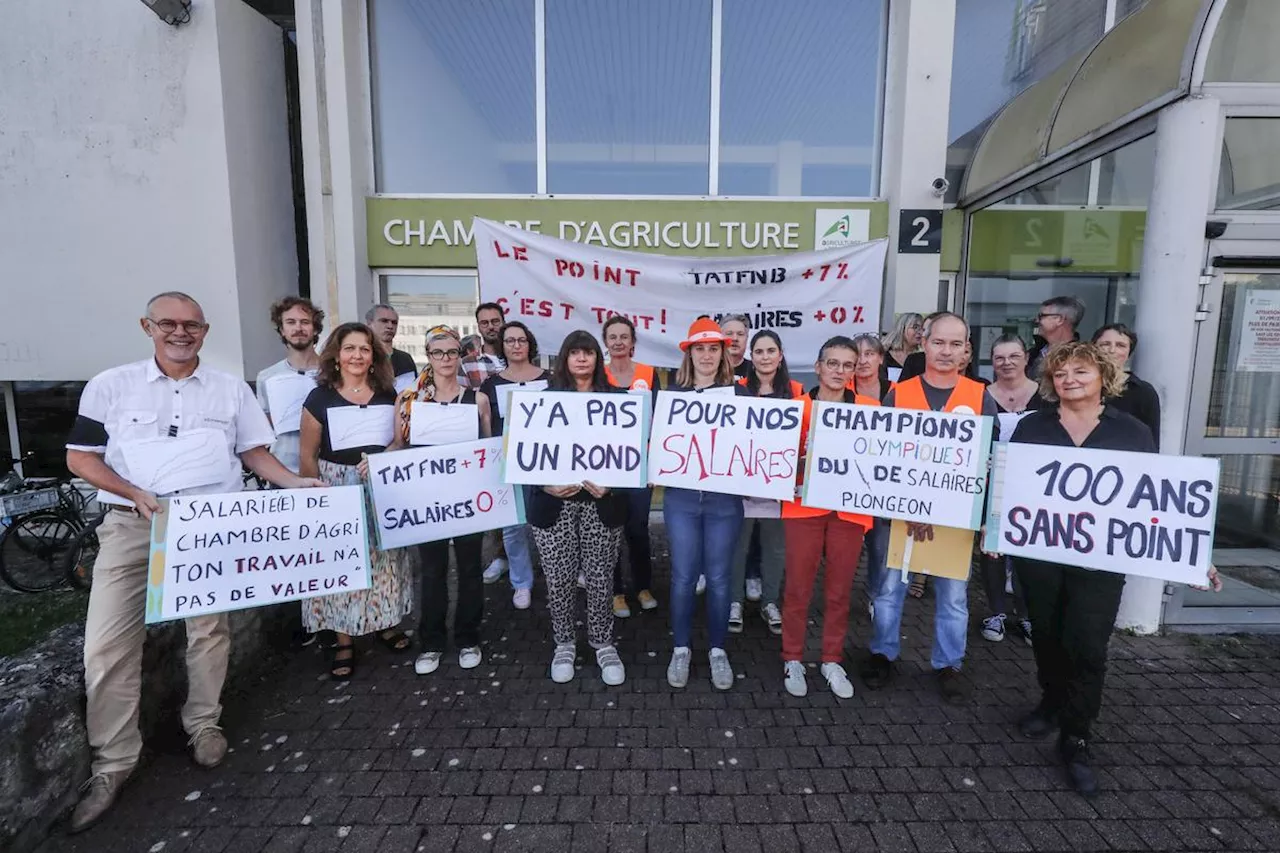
[845,333,893,606]
[730,330,802,635]
[780,335,878,700]
[602,315,660,618]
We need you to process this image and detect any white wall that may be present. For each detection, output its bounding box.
[0,0,294,381]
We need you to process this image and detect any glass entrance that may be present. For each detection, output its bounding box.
[1168,269,1280,626]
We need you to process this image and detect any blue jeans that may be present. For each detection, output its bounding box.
[862,518,890,600]
[870,562,969,671]
[503,525,534,591]
[663,488,743,650]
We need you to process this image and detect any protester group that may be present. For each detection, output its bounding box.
[61,288,1223,832]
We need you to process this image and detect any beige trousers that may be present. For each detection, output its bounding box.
[84,510,230,775]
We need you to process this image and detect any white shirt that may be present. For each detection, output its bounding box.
[66,359,276,505]
[255,358,319,473]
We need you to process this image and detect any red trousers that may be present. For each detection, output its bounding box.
[782,513,866,662]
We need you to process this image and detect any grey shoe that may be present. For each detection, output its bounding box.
[762,602,783,635]
[667,647,691,688]
[70,769,132,833]
[191,725,228,768]
[709,648,734,690]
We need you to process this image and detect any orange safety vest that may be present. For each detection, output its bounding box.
[736,376,804,397]
[783,389,877,528]
[606,362,656,392]
[892,375,987,414]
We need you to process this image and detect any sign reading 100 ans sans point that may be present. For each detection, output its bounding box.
[145,486,370,623]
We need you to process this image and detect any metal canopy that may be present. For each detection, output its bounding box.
[959,0,1215,207]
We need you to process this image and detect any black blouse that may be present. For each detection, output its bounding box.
[302,385,398,466]
[1009,405,1157,453]
[1109,373,1161,450]
[480,370,551,436]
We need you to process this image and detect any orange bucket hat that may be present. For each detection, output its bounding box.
[679,317,729,351]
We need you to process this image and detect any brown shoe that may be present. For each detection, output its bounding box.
[70,769,132,833]
[190,725,228,768]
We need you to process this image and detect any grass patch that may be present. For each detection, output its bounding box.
[0,589,89,659]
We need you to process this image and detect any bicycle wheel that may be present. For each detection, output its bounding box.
[0,511,78,593]
[64,523,100,590]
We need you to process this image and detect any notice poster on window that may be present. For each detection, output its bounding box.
[1235,291,1280,372]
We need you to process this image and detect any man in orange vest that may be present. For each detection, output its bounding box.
[860,313,999,704]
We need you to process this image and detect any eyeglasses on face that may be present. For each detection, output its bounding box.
[149,318,207,335]
[822,359,857,372]
[503,337,529,346]
[428,348,461,360]
[1036,312,1059,321]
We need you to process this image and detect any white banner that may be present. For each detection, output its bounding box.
[984,443,1220,585]
[801,402,993,530]
[502,390,650,489]
[473,217,887,367]
[145,487,370,623]
[648,391,804,501]
[367,438,525,550]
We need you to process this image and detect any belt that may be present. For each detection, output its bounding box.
[106,504,141,516]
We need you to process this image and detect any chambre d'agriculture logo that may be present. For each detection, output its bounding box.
[823,215,852,240]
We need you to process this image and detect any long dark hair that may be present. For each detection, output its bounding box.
[497,320,539,362]
[744,330,793,398]
[551,330,612,392]
[317,322,395,394]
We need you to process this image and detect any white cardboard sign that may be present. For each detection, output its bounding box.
[648,391,804,501]
[984,443,1220,585]
[367,438,525,550]
[145,486,370,623]
[502,390,650,489]
[408,402,480,446]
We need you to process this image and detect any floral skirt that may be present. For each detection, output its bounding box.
[301,460,412,635]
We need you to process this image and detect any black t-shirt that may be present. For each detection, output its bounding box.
[302,385,398,465]
[390,349,418,379]
[1010,405,1157,454]
[480,370,551,436]
[733,360,751,379]
[1109,373,1161,451]
[995,392,1046,415]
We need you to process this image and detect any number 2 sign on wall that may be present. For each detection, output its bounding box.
[897,209,942,254]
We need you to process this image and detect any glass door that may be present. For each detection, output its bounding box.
[1168,269,1280,626]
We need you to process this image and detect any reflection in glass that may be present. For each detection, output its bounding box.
[370,0,536,193]
[14,383,85,478]
[381,275,480,372]
[1210,454,1280,556]
[1218,119,1280,211]
[718,0,883,197]
[546,0,711,195]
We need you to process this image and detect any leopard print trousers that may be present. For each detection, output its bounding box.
[532,500,623,649]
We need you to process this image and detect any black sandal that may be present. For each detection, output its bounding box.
[377,629,411,653]
[908,575,928,599]
[329,642,356,681]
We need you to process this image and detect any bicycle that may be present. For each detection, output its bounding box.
[63,509,105,590]
[0,453,93,593]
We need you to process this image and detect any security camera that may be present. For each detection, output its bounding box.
[930,177,950,198]
[140,0,192,25]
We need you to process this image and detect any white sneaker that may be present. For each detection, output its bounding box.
[458,647,483,669]
[513,588,532,610]
[695,574,707,595]
[414,651,442,675]
[667,647,691,688]
[483,558,508,584]
[551,643,576,683]
[762,602,783,635]
[728,602,744,633]
[783,660,808,697]
[745,577,763,602]
[821,662,855,699]
[596,646,625,686]
[709,648,734,690]
[982,614,1007,643]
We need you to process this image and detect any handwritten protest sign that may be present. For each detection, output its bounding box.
[145,486,369,623]
[503,390,649,489]
[368,438,525,550]
[648,392,804,501]
[984,443,1220,585]
[801,402,993,530]
[473,218,887,367]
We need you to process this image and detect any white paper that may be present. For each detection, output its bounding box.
[996,412,1030,443]
[743,497,781,518]
[394,372,418,394]
[409,402,480,446]
[327,405,395,451]
[120,429,229,495]
[264,372,316,435]
[887,367,903,383]
[693,385,736,396]
[496,379,549,420]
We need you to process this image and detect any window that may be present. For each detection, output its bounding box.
[370,1,537,193]
[380,274,480,371]
[14,382,85,478]
[1218,119,1280,211]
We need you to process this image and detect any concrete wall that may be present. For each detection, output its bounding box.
[0,0,294,382]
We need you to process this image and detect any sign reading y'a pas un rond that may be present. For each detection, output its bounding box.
[984,444,1220,586]
[367,437,525,550]
[502,390,650,489]
[648,391,804,501]
[146,486,369,623]
[801,402,993,530]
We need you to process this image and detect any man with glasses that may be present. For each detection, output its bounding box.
[64,292,322,832]
[467,302,508,383]
[365,303,419,392]
[1028,296,1085,379]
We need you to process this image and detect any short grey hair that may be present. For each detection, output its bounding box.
[923,311,970,339]
[145,291,203,318]
[719,313,751,330]
[365,303,398,323]
[1041,296,1085,329]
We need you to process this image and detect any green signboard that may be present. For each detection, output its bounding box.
[967,208,1147,276]
[366,197,889,268]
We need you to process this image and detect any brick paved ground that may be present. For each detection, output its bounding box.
[39,534,1280,853]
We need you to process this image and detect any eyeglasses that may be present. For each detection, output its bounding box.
[149,319,207,335]
[503,337,529,346]
[1036,312,1059,321]
[428,348,461,360]
[822,359,857,372]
